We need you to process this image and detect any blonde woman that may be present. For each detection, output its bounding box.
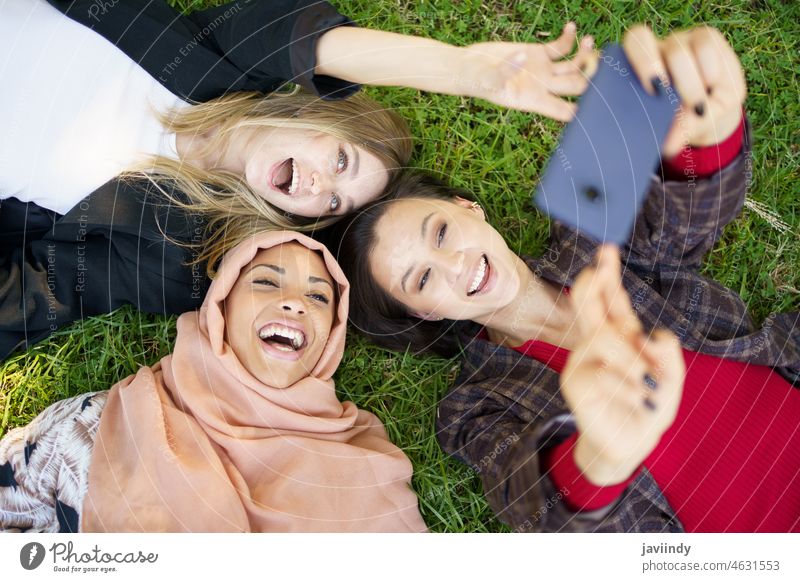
[0,0,594,360]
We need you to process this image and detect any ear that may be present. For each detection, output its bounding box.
[452,196,486,221]
[411,311,443,322]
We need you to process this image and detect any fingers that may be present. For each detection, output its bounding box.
[547,37,596,95]
[623,24,667,95]
[571,247,617,335]
[592,326,651,385]
[639,330,685,422]
[578,37,600,79]
[502,61,577,119]
[641,329,685,389]
[545,72,589,96]
[490,25,597,118]
[544,22,578,59]
[662,32,707,116]
[572,245,641,338]
[552,35,597,75]
[533,95,577,122]
[691,27,746,102]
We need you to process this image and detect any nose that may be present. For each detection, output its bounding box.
[279,295,306,315]
[437,249,465,286]
[310,170,332,197]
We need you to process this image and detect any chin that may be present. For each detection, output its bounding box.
[242,361,292,389]
[263,373,296,389]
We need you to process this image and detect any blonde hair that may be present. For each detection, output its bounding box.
[125,90,412,275]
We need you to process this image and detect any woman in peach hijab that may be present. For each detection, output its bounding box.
[0,231,425,532]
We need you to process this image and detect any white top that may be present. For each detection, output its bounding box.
[0,0,189,214]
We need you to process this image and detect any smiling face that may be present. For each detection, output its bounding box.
[369,198,522,323]
[238,127,389,218]
[223,242,337,388]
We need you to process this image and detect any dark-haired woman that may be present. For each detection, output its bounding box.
[332,25,800,532]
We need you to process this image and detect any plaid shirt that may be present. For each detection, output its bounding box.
[436,123,800,532]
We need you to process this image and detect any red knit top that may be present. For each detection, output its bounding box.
[526,340,800,532]
[517,117,800,531]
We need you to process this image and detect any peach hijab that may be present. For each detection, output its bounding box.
[81,231,426,532]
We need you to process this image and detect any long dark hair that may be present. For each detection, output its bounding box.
[324,171,480,358]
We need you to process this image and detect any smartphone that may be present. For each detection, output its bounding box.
[532,43,680,244]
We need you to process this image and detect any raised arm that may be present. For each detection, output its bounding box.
[316,21,597,121]
[561,246,685,486]
[624,25,750,269]
[48,0,595,120]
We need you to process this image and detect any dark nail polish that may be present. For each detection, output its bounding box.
[694,102,705,116]
[644,398,657,411]
[650,76,662,95]
[643,374,658,390]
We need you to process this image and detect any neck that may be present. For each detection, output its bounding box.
[481,255,575,350]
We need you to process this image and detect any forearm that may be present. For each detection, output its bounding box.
[543,433,638,514]
[315,27,467,94]
[625,118,751,269]
[483,424,635,531]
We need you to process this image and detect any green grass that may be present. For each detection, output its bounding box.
[2,0,798,532]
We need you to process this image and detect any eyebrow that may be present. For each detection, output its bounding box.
[351,145,360,178]
[249,263,284,274]
[400,212,434,293]
[420,212,433,239]
[309,276,334,289]
[249,265,333,289]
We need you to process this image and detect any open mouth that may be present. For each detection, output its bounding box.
[271,158,299,195]
[258,322,306,352]
[467,254,490,296]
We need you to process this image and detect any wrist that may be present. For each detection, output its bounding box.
[687,108,744,149]
[664,112,745,179]
[574,435,640,486]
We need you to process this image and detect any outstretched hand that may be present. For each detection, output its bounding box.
[561,245,685,486]
[458,22,598,121]
[624,25,747,158]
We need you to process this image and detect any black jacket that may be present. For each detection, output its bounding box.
[46,0,359,101]
[1,0,355,360]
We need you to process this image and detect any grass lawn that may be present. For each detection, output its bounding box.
[1,0,798,532]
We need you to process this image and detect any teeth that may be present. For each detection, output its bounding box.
[258,324,305,350]
[288,159,299,195]
[468,256,487,294]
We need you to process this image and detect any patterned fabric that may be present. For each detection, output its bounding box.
[436,122,800,532]
[0,391,106,532]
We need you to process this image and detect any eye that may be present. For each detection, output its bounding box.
[253,278,278,288]
[330,194,340,212]
[418,268,430,291]
[337,147,348,173]
[437,223,447,247]
[307,292,330,304]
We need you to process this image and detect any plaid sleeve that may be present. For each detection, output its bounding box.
[436,344,682,532]
[624,119,752,270]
